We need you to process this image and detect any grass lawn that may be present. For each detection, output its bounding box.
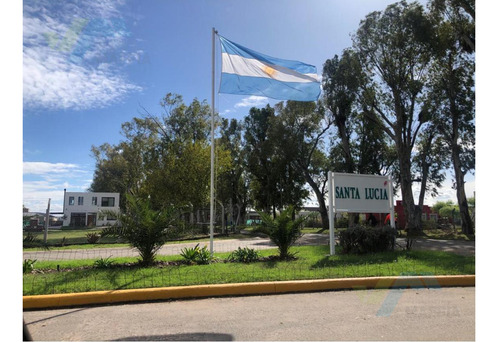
[23,245,475,296]
[23,228,120,247]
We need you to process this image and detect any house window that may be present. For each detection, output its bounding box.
[78,196,84,205]
[92,197,98,205]
[101,197,115,207]
[69,196,75,206]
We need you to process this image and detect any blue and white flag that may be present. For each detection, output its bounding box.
[219,36,320,102]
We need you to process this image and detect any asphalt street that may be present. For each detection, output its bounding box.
[24,287,475,341]
[22,234,475,261]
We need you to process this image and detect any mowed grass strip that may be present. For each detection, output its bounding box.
[23,246,475,296]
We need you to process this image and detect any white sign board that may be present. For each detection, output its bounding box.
[327,172,395,256]
[332,173,392,213]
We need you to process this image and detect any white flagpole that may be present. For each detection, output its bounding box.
[210,27,217,256]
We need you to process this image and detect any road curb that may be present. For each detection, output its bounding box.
[23,275,474,310]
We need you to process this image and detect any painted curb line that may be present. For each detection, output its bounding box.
[23,275,474,310]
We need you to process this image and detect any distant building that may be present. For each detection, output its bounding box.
[393,200,438,229]
[62,190,120,227]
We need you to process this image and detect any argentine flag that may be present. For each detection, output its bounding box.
[219,36,321,102]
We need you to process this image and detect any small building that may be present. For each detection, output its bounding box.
[62,190,120,227]
[393,200,437,229]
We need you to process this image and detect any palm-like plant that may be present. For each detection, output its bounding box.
[259,206,307,260]
[101,194,177,266]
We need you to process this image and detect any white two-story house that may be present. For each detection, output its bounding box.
[62,190,120,227]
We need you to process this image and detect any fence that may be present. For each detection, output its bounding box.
[23,257,475,296]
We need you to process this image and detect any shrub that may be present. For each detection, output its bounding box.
[195,245,212,265]
[94,256,114,269]
[23,259,37,274]
[23,232,41,248]
[422,220,438,230]
[180,244,201,264]
[228,247,260,263]
[180,244,212,265]
[339,225,396,254]
[259,206,307,260]
[101,194,177,266]
[335,216,349,229]
[86,232,100,244]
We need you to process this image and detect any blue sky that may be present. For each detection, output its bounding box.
[21,0,476,213]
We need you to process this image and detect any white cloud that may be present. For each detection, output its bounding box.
[23,162,80,175]
[23,161,93,212]
[234,96,269,108]
[23,0,141,111]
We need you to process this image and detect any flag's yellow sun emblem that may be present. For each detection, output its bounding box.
[262,65,277,77]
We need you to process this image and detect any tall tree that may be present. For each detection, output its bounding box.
[217,118,248,227]
[272,100,332,230]
[354,1,435,232]
[90,120,156,210]
[323,49,395,226]
[429,0,475,53]
[243,105,308,216]
[412,126,449,216]
[426,8,475,234]
[322,49,363,174]
[90,93,231,214]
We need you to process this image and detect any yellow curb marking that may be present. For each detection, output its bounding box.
[24,275,475,310]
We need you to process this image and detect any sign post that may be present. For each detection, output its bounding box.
[328,171,335,255]
[328,173,395,255]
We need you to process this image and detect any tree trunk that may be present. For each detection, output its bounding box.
[398,144,421,232]
[301,168,329,231]
[451,144,474,235]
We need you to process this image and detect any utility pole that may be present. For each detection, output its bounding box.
[44,198,51,244]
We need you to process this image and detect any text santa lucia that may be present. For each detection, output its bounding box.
[335,186,389,201]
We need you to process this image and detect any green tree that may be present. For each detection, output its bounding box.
[243,105,308,216]
[432,200,454,213]
[90,93,231,216]
[217,118,248,228]
[90,138,151,209]
[272,100,331,230]
[322,49,363,174]
[101,194,177,266]
[429,0,475,53]
[412,127,449,214]
[426,2,475,235]
[146,141,230,210]
[354,1,435,232]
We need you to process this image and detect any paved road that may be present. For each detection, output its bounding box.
[23,234,475,261]
[22,236,276,261]
[24,287,475,341]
